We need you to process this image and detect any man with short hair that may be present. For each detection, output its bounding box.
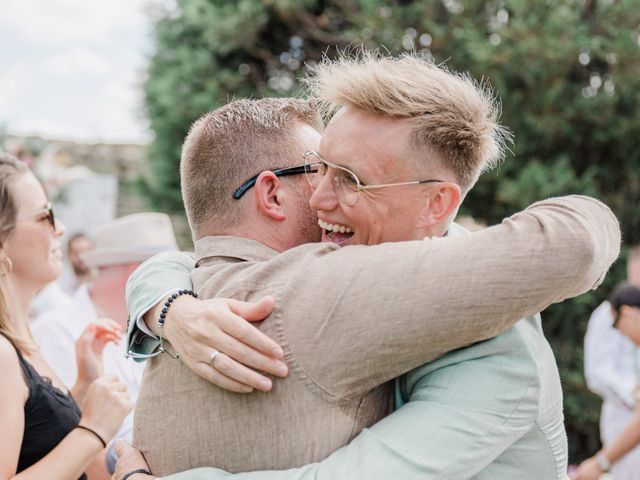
[59,232,94,295]
[122,53,618,479]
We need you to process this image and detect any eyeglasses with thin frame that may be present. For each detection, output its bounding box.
[233,165,310,199]
[19,202,56,231]
[302,151,444,207]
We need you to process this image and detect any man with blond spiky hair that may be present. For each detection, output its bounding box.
[114,51,617,480]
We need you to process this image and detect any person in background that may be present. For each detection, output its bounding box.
[576,283,640,479]
[31,213,179,475]
[0,151,131,480]
[584,246,640,480]
[29,275,72,320]
[59,232,94,295]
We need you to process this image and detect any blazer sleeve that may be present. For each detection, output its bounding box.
[280,195,620,398]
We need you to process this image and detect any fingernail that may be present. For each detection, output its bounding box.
[272,347,284,358]
[276,363,288,376]
[259,379,272,391]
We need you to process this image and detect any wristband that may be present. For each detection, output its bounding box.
[74,424,107,448]
[121,468,152,480]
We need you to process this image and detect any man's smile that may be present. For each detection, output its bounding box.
[318,218,355,245]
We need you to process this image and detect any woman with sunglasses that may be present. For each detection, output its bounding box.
[0,152,132,480]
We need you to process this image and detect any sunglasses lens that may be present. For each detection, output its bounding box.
[48,207,56,230]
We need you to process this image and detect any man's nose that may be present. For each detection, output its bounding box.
[308,173,339,212]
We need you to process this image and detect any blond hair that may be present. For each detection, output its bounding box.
[0,151,33,352]
[180,98,321,237]
[304,50,511,189]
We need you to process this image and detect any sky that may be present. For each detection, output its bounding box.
[0,0,164,144]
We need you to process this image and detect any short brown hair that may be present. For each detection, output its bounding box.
[304,50,511,190]
[0,151,33,351]
[180,98,320,237]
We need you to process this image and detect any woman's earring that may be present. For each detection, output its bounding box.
[0,257,13,276]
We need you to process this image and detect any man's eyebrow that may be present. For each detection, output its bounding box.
[318,151,361,176]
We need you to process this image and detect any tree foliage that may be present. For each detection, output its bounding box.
[142,0,640,462]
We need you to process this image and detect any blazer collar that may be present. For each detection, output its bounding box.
[194,235,279,266]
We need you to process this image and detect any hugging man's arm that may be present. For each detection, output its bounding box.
[276,195,618,397]
[128,195,619,398]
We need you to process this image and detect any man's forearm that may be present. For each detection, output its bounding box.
[284,195,619,397]
[126,196,620,392]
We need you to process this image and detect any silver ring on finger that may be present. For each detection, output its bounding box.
[209,349,221,369]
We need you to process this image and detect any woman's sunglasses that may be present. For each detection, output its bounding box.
[19,202,56,231]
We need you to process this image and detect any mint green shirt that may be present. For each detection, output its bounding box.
[157,314,566,479]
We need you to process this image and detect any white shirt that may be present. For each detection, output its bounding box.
[584,301,639,408]
[29,281,72,321]
[31,285,144,395]
[31,284,144,466]
[584,301,640,480]
[58,265,85,296]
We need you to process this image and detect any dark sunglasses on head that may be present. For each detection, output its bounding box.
[232,164,310,199]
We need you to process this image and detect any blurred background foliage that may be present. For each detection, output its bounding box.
[141,0,640,462]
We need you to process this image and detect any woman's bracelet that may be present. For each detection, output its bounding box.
[158,289,198,329]
[74,424,107,448]
[121,468,153,480]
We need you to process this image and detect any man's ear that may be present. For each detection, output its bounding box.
[417,182,462,228]
[254,171,286,222]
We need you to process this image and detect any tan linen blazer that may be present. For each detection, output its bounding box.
[134,195,619,476]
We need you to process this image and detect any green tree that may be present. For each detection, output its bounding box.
[142,0,640,462]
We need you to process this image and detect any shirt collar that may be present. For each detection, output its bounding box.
[194,236,280,266]
[446,222,469,238]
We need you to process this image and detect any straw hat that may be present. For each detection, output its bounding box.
[81,212,178,268]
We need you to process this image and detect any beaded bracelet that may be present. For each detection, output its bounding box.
[158,289,198,328]
[156,290,198,359]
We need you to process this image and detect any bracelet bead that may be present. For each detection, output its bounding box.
[157,289,198,328]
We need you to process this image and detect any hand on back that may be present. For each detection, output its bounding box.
[161,295,288,393]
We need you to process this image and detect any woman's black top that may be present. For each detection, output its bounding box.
[9,339,87,479]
